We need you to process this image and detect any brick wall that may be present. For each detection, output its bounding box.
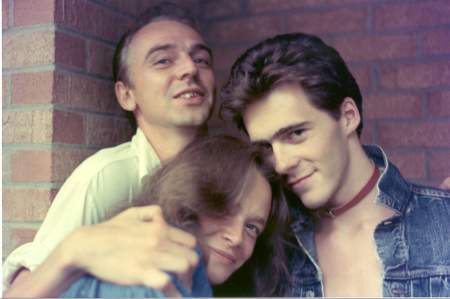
[2,0,200,258]
[2,0,450,258]
[203,0,450,187]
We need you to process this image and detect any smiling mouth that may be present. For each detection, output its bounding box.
[289,172,315,188]
[209,247,236,264]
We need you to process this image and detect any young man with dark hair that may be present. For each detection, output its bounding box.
[220,32,450,297]
[3,2,214,297]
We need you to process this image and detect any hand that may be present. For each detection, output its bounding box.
[66,205,198,290]
[439,177,450,191]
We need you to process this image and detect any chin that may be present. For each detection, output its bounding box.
[208,270,231,286]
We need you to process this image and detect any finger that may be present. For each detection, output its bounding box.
[167,226,196,248]
[138,269,172,290]
[148,252,193,274]
[161,241,199,268]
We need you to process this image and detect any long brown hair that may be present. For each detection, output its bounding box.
[136,135,290,296]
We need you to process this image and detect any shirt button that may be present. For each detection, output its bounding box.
[305,290,315,297]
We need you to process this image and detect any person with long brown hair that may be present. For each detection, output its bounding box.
[59,135,290,297]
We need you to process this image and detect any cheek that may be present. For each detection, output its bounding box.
[240,238,257,265]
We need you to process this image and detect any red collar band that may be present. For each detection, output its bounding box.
[315,165,381,218]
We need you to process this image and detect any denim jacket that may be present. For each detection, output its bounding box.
[285,145,450,297]
[60,248,212,298]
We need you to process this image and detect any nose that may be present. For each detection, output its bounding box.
[272,143,299,175]
[176,54,198,80]
[221,219,244,247]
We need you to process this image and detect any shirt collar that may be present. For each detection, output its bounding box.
[131,128,161,183]
[364,144,411,215]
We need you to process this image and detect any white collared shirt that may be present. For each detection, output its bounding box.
[2,128,161,289]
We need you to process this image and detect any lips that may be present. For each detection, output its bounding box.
[209,246,236,264]
[173,87,205,99]
[288,171,315,188]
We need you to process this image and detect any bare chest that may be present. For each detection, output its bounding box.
[315,227,383,297]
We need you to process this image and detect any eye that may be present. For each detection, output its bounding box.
[193,56,211,67]
[245,223,262,238]
[259,142,273,155]
[154,58,172,66]
[286,128,306,143]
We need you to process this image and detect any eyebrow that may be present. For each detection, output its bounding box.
[251,122,310,146]
[144,43,213,62]
[249,216,268,228]
[144,44,176,62]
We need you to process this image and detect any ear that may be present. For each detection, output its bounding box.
[115,81,136,112]
[339,97,361,136]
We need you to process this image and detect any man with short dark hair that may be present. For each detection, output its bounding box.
[3,3,214,297]
[220,32,450,297]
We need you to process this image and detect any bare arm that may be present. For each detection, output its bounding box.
[4,206,198,298]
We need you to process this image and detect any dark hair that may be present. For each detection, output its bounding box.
[135,135,290,296]
[112,2,200,129]
[112,1,200,84]
[220,32,364,137]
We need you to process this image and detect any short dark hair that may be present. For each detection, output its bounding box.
[136,135,290,296]
[220,32,364,137]
[112,1,200,84]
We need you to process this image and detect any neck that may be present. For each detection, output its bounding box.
[139,122,207,164]
[327,141,381,223]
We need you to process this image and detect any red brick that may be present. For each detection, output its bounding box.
[429,151,450,179]
[3,0,8,29]
[286,7,367,35]
[203,0,242,19]
[3,109,53,144]
[379,61,450,89]
[3,227,37,258]
[52,109,85,144]
[3,188,55,221]
[332,34,416,62]
[105,0,199,17]
[11,71,54,104]
[428,90,450,118]
[13,0,55,26]
[3,73,11,107]
[86,115,134,147]
[55,31,86,70]
[348,64,371,91]
[207,16,284,44]
[11,149,52,182]
[53,72,119,114]
[55,0,134,42]
[374,0,450,31]
[87,40,114,78]
[364,93,422,120]
[422,28,450,56]
[385,150,426,180]
[51,148,96,183]
[212,46,246,72]
[248,0,371,13]
[379,122,450,148]
[3,30,55,68]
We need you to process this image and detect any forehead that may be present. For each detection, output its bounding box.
[238,168,272,218]
[243,83,326,141]
[129,19,205,54]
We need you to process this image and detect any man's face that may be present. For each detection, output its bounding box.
[124,20,215,131]
[243,83,351,210]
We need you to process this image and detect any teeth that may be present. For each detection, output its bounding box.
[179,92,201,99]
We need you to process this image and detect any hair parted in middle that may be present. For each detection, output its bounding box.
[220,32,364,137]
[135,134,290,296]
